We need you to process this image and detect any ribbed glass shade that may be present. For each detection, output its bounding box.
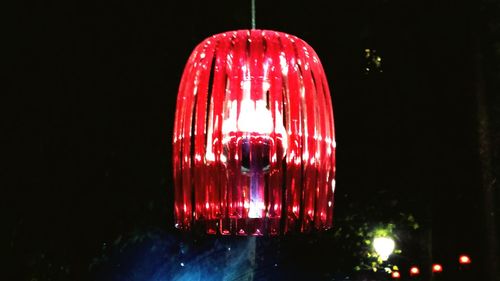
[173,30,336,235]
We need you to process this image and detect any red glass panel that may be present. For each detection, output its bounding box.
[173,30,336,235]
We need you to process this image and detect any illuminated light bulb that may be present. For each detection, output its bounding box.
[459,254,471,264]
[391,271,401,279]
[173,30,336,235]
[409,266,420,276]
[373,237,395,261]
[432,264,443,273]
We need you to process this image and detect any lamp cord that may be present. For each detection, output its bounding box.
[251,0,256,29]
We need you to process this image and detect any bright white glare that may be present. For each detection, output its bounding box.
[237,99,273,134]
[373,237,395,261]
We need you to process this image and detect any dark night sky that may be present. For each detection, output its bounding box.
[5,0,493,280]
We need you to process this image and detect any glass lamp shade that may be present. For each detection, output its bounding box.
[173,29,336,235]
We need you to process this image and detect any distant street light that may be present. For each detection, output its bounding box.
[409,266,420,276]
[459,254,471,265]
[432,263,443,273]
[373,237,396,261]
[391,271,401,279]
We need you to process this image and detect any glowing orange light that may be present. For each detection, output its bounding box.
[410,266,420,276]
[459,255,471,264]
[432,264,443,273]
[391,271,401,279]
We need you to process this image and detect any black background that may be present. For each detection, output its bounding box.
[5,0,497,280]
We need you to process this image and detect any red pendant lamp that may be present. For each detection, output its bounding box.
[173,27,335,236]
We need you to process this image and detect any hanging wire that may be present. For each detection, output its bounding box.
[251,0,256,29]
